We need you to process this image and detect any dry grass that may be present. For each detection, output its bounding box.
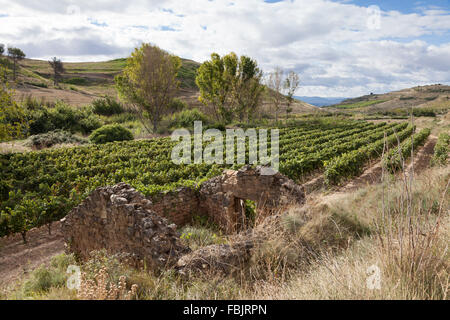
[3,164,448,300]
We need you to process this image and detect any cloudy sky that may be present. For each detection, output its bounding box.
[0,0,449,97]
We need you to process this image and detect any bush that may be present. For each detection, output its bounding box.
[26,101,102,135]
[63,77,88,85]
[26,130,87,149]
[89,124,134,144]
[92,96,124,116]
[168,98,188,113]
[168,108,209,129]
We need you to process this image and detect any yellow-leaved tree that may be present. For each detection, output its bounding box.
[0,66,28,141]
[115,43,181,133]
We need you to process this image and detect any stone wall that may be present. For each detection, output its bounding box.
[60,183,190,270]
[198,166,306,232]
[147,187,199,226]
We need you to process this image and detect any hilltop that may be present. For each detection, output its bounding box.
[325,84,450,115]
[11,57,317,114]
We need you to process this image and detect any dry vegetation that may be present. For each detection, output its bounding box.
[2,162,447,300]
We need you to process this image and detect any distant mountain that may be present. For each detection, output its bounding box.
[295,96,348,107]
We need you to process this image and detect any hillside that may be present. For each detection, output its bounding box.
[10,58,317,114]
[325,84,450,114]
[11,57,201,107]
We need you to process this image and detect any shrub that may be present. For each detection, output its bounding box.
[92,96,124,116]
[168,98,188,113]
[63,77,88,85]
[26,101,102,135]
[89,124,134,144]
[168,108,209,129]
[26,130,87,149]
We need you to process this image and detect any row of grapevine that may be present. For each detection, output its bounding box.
[382,128,431,173]
[0,119,411,241]
[431,132,449,166]
[324,125,415,185]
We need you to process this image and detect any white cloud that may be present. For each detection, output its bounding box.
[0,0,449,97]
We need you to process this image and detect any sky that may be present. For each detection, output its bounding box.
[0,0,449,97]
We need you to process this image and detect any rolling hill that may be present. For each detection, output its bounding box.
[9,57,317,115]
[325,84,450,114]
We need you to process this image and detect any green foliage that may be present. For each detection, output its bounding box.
[1,118,414,241]
[0,66,29,141]
[196,52,263,124]
[26,129,87,149]
[115,43,181,132]
[89,124,134,144]
[92,96,124,116]
[382,128,431,173]
[167,108,209,129]
[168,98,188,113]
[324,124,414,185]
[26,101,102,135]
[431,132,449,166]
[63,77,88,85]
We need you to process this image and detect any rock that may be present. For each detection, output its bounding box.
[61,183,190,270]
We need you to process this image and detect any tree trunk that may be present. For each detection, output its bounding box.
[21,231,27,244]
[13,59,16,81]
[153,119,158,133]
[48,222,52,235]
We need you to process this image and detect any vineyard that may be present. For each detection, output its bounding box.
[0,119,425,242]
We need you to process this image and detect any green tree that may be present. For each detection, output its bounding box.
[0,66,28,141]
[48,57,65,86]
[196,52,238,124]
[283,71,300,121]
[0,44,4,56]
[196,52,263,124]
[232,56,264,123]
[115,43,181,132]
[7,47,25,81]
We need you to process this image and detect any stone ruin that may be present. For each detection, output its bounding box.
[60,183,191,269]
[148,165,306,232]
[61,166,306,273]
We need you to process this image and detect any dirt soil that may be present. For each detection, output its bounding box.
[0,221,64,291]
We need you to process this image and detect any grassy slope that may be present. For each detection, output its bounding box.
[12,57,318,114]
[326,84,450,114]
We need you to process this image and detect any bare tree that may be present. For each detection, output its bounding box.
[7,47,25,81]
[48,57,65,86]
[283,71,300,121]
[266,67,284,122]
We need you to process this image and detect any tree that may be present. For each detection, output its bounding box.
[115,43,181,132]
[232,56,265,123]
[7,47,25,81]
[283,71,300,121]
[196,52,238,124]
[196,52,264,124]
[0,66,28,141]
[266,67,284,122]
[0,44,4,56]
[48,57,65,85]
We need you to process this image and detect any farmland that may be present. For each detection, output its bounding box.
[0,118,423,242]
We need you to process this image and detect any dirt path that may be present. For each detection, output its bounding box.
[313,135,437,206]
[0,221,64,290]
